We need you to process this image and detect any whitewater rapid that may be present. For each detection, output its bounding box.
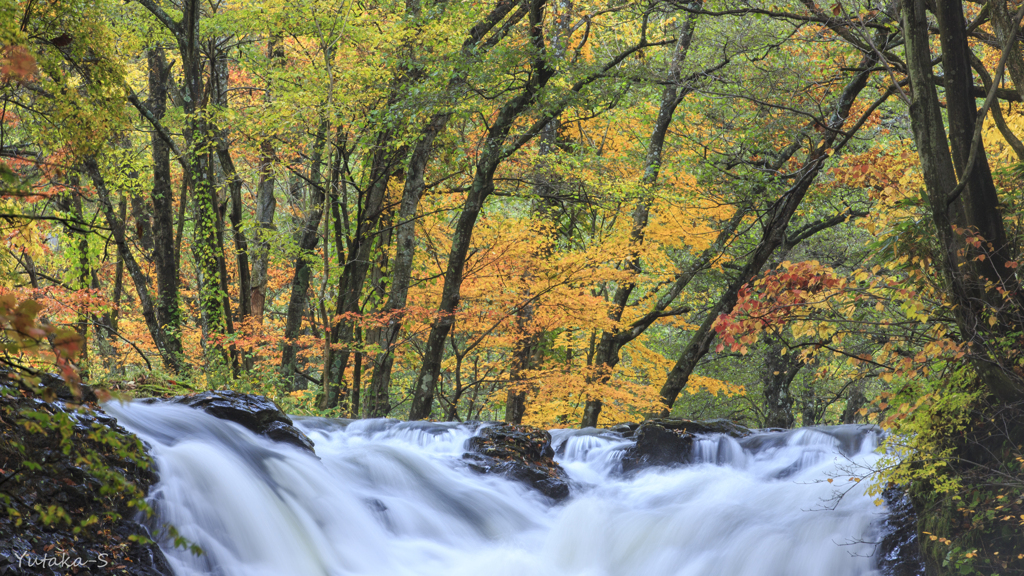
[105,401,887,576]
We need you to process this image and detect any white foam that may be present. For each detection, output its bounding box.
[106,402,885,576]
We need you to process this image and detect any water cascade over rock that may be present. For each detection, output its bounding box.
[105,400,900,576]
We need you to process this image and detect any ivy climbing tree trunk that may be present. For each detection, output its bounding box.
[134,0,232,362]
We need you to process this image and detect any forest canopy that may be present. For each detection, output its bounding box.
[4,0,1024,569]
[0,0,1022,430]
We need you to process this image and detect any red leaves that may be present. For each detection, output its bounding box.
[713,261,846,353]
[0,293,84,392]
[0,46,37,83]
[0,295,47,342]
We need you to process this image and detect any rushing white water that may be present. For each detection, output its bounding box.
[105,401,887,576]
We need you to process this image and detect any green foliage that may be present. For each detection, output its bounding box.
[870,368,983,498]
[863,365,1024,575]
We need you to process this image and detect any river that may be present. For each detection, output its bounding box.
[105,401,886,576]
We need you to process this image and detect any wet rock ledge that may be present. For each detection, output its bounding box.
[0,376,172,576]
[463,424,571,501]
[617,418,752,473]
[878,485,926,576]
[142,390,315,453]
[0,382,317,575]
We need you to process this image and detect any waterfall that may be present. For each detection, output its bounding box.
[105,402,887,576]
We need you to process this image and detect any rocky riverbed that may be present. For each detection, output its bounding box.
[0,378,924,576]
[0,374,171,576]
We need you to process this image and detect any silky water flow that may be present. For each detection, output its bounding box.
[104,401,888,576]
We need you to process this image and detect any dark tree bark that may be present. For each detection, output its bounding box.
[212,43,252,327]
[146,46,184,369]
[409,0,561,420]
[504,303,538,424]
[361,129,436,417]
[841,384,866,425]
[134,0,231,359]
[504,0,576,425]
[86,158,182,373]
[249,146,277,323]
[409,0,659,419]
[130,194,154,255]
[761,339,801,428]
[110,197,127,337]
[901,0,1024,403]
[183,6,229,354]
[365,0,528,418]
[279,119,331,389]
[249,38,284,324]
[933,0,1008,277]
[987,0,1024,102]
[58,179,92,372]
[324,129,403,401]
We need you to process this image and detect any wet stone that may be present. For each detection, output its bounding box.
[462,424,571,501]
[0,375,173,575]
[620,423,694,473]
[644,417,752,438]
[143,390,315,454]
[878,486,926,576]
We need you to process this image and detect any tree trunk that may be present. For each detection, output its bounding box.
[147,46,184,369]
[408,0,652,418]
[580,9,700,427]
[987,0,1024,102]
[213,45,252,326]
[658,54,877,413]
[902,0,1024,403]
[365,0,526,417]
[63,182,92,373]
[364,115,445,417]
[174,2,228,358]
[249,147,277,322]
[327,141,400,400]
[249,38,283,324]
[762,339,801,428]
[408,170,494,420]
[279,119,330,389]
[86,159,181,373]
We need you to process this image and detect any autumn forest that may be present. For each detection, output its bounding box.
[2,0,1024,569]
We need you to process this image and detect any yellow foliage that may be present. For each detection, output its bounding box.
[686,375,745,397]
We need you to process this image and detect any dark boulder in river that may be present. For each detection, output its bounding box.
[143,390,315,453]
[619,418,751,472]
[463,423,571,501]
[644,417,752,438]
[620,422,694,473]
